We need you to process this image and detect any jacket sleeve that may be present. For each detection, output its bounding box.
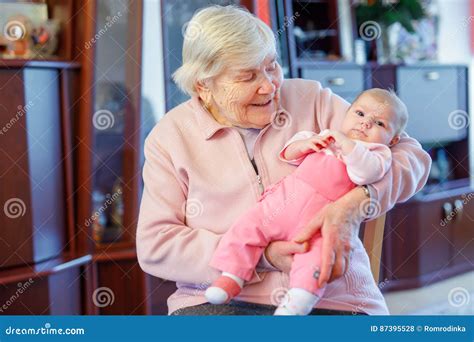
[136,132,263,285]
[341,142,392,185]
[315,83,432,214]
[278,130,318,165]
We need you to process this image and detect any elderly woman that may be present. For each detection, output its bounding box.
[137,5,430,315]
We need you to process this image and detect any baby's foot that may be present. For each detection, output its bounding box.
[274,288,320,316]
[205,273,243,304]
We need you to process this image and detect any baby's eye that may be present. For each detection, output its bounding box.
[376,121,385,127]
[356,111,364,117]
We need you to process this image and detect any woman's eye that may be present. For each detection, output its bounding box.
[356,111,364,117]
[266,62,276,71]
[240,74,255,82]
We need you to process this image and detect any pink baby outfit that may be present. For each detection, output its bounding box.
[209,151,356,297]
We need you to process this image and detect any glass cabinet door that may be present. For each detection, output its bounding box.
[90,0,139,246]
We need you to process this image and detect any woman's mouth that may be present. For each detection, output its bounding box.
[251,99,272,108]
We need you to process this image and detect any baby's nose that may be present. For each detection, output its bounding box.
[362,120,372,128]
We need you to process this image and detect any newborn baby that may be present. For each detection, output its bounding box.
[206,88,409,315]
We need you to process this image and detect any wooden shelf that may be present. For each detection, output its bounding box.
[0,253,92,285]
[0,58,81,69]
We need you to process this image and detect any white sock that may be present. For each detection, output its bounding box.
[274,288,320,316]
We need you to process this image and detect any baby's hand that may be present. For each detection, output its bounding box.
[283,136,329,161]
[322,130,355,155]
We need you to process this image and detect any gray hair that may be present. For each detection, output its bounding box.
[173,5,277,96]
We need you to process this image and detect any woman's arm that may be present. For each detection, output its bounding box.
[315,83,432,212]
[136,133,263,285]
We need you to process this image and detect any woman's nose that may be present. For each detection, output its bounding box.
[257,75,276,94]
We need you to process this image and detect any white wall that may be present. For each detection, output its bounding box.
[436,0,473,183]
[142,0,166,123]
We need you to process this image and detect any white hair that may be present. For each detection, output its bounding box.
[173,5,277,97]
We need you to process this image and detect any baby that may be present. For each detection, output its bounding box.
[205,88,409,315]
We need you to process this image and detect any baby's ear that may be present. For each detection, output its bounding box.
[389,135,400,146]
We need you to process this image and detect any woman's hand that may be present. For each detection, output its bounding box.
[293,187,367,287]
[264,240,309,273]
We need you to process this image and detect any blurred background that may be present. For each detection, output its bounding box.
[0,0,472,315]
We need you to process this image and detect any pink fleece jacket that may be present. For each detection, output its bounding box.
[136,79,431,315]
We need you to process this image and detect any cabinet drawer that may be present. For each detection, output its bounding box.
[396,66,466,144]
[301,67,364,94]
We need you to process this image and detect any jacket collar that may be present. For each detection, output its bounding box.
[190,96,230,140]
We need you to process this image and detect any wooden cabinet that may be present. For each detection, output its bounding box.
[381,183,474,291]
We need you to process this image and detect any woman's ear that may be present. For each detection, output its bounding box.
[389,135,400,146]
[195,79,212,104]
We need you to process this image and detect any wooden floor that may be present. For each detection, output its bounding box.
[383,271,474,315]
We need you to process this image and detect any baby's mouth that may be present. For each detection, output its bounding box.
[352,129,367,137]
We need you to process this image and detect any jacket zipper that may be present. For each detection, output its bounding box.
[256,174,264,195]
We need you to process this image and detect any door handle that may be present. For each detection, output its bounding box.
[454,199,464,221]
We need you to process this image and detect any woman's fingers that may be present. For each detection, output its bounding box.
[329,247,346,283]
[293,212,323,243]
[318,231,336,287]
[281,240,309,255]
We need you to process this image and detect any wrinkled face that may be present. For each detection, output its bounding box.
[203,54,283,129]
[341,94,399,145]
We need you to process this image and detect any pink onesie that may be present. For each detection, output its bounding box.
[209,132,392,298]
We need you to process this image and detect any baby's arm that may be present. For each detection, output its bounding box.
[341,142,392,185]
[279,130,328,165]
[320,129,392,184]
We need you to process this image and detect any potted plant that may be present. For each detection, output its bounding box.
[355,0,426,63]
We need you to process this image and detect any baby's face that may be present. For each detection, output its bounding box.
[341,94,399,146]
